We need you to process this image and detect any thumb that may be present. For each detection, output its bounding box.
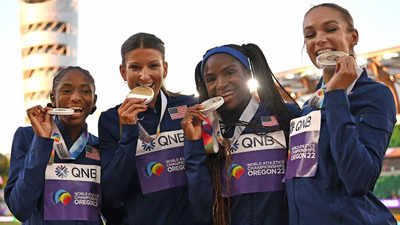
[44,113,52,123]
[335,61,342,74]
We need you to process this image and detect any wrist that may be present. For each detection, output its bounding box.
[120,117,138,125]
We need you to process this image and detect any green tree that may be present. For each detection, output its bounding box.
[0,153,9,188]
[374,175,400,198]
[389,125,400,148]
[0,153,9,177]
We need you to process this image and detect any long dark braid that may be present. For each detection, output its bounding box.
[195,61,233,225]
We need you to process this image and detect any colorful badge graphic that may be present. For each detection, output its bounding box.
[54,165,69,178]
[54,189,72,206]
[146,162,164,176]
[52,133,61,143]
[230,164,245,179]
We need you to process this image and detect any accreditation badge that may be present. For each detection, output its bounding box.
[222,130,287,197]
[44,163,101,221]
[135,129,186,194]
[285,110,321,180]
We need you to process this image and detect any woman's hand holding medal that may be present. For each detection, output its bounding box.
[119,86,154,125]
[325,55,358,92]
[27,105,53,138]
[181,105,206,140]
[118,98,148,125]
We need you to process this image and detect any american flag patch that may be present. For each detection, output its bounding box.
[85,145,100,161]
[261,115,279,127]
[168,105,187,120]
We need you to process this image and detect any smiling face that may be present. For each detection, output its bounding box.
[51,70,96,127]
[120,48,167,107]
[303,6,358,68]
[203,53,251,112]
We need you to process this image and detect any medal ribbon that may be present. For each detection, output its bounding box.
[138,90,167,142]
[308,66,363,109]
[49,119,88,163]
[201,111,223,153]
[201,97,259,153]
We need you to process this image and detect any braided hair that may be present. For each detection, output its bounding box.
[121,32,165,65]
[195,43,297,225]
[120,32,179,97]
[51,66,96,114]
[52,66,95,94]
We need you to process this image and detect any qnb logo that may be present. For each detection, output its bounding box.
[230,142,239,153]
[230,164,245,179]
[54,189,72,206]
[290,121,295,135]
[141,140,156,152]
[146,162,164,176]
[55,165,69,178]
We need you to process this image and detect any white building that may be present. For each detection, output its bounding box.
[19,0,78,121]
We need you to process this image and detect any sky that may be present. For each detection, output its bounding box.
[0,0,399,154]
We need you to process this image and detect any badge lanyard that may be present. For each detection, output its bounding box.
[138,90,167,142]
[49,119,88,163]
[213,97,259,151]
[202,111,223,153]
[308,66,362,109]
[308,82,326,109]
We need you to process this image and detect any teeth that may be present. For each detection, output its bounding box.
[138,83,153,87]
[71,107,83,112]
[221,92,233,97]
[317,49,334,56]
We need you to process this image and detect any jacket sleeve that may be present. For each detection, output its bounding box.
[325,87,396,196]
[4,127,53,222]
[99,112,140,203]
[184,139,214,224]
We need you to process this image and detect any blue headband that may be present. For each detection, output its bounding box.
[200,46,250,75]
